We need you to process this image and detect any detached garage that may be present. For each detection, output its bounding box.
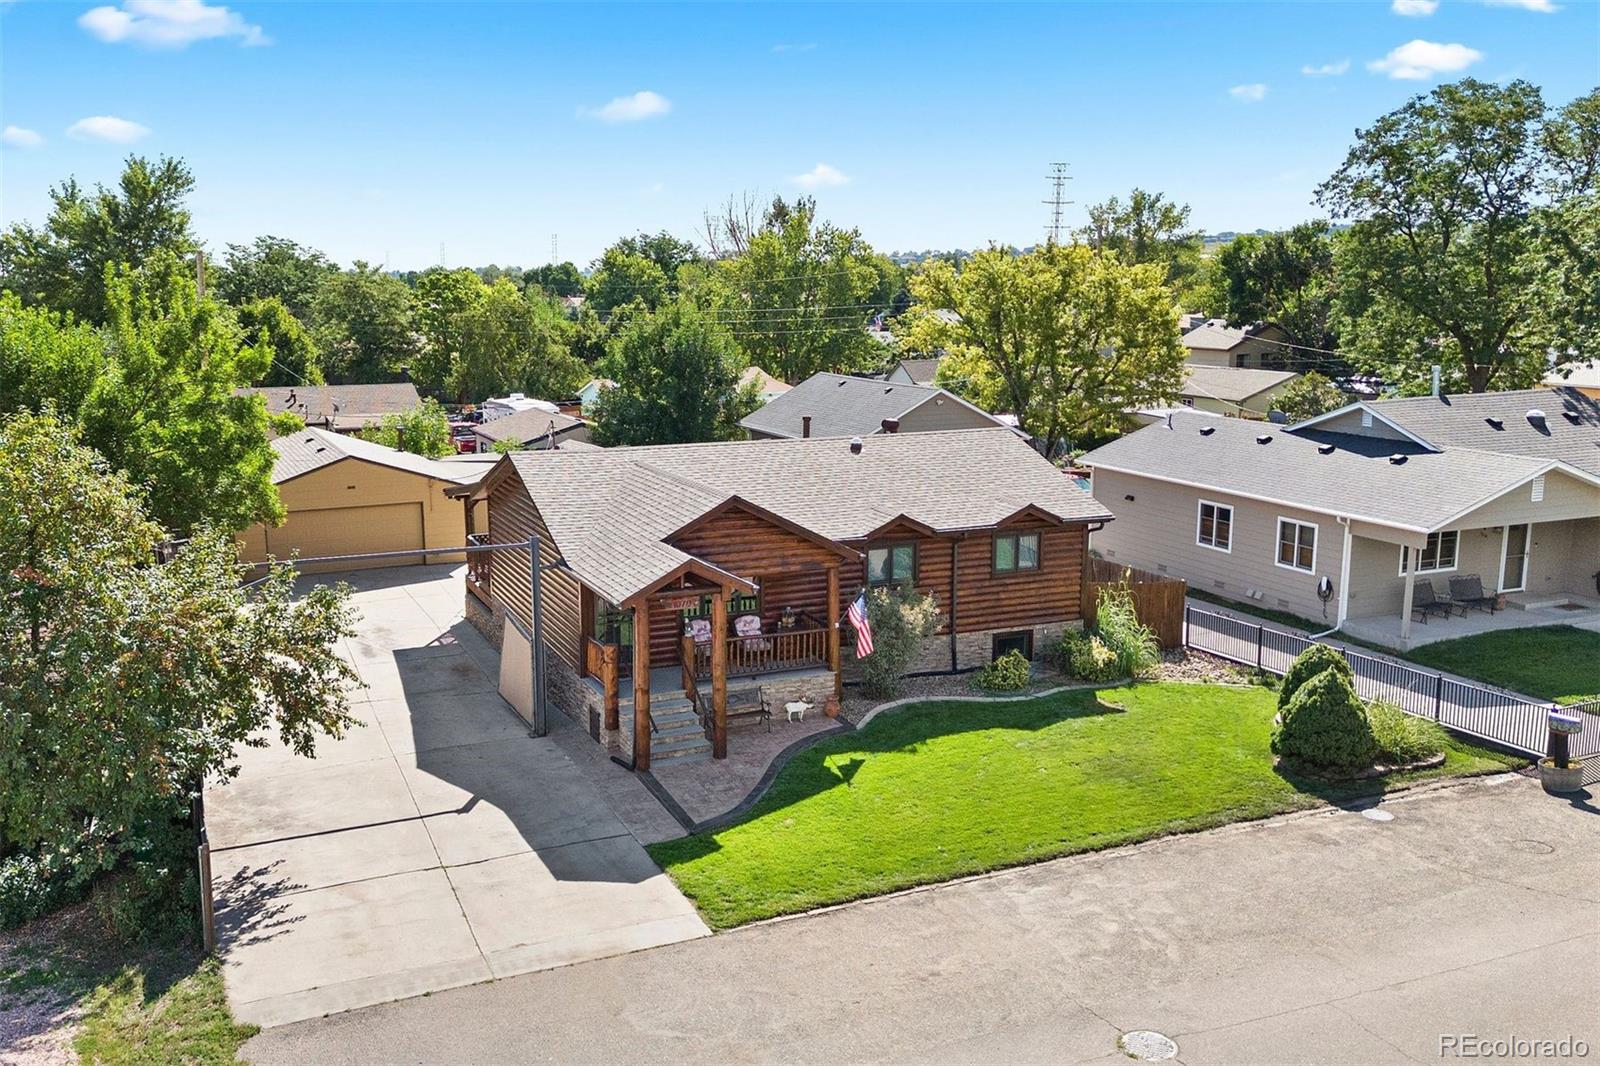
[239,428,486,573]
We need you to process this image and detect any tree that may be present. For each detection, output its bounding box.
[1077,188,1202,289]
[449,280,584,403]
[1536,90,1600,362]
[1272,371,1347,423]
[362,398,453,457]
[707,196,891,383]
[0,155,196,323]
[1316,79,1594,393]
[855,584,943,699]
[0,293,106,416]
[0,408,357,890]
[236,296,323,386]
[590,302,757,446]
[1215,221,1340,355]
[411,267,486,396]
[311,262,418,383]
[523,261,584,298]
[906,243,1186,456]
[586,247,670,313]
[78,256,282,535]
[611,231,702,286]
[213,236,337,321]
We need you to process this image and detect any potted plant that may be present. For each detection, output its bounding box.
[1540,710,1585,794]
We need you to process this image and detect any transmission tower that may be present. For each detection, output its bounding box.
[550,234,559,264]
[1043,162,1073,244]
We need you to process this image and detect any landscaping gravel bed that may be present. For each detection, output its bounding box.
[839,665,1070,726]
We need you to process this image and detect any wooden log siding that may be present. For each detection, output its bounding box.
[485,468,583,670]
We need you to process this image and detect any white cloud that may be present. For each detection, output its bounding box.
[1482,0,1560,11]
[580,90,671,123]
[1368,39,1484,79]
[66,115,151,143]
[1229,83,1268,102]
[772,42,816,53]
[1301,59,1351,76]
[78,0,269,48]
[2,125,44,148]
[791,163,849,188]
[1392,0,1439,15]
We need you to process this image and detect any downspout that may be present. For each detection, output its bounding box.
[1310,515,1352,640]
[948,535,962,672]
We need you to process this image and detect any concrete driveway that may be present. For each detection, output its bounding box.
[205,565,707,1028]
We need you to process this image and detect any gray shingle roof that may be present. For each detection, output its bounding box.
[1368,388,1600,478]
[1079,412,1552,533]
[1180,319,1280,352]
[738,372,1005,439]
[1182,366,1299,403]
[272,427,484,486]
[240,383,422,431]
[504,428,1111,604]
[471,407,587,445]
[892,358,942,385]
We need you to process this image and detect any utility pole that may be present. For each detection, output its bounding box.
[1043,162,1073,244]
[439,241,447,269]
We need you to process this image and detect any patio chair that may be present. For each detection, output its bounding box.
[1410,580,1457,624]
[685,617,713,645]
[1448,574,1499,615]
[733,613,773,653]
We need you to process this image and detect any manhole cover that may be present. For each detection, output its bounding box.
[1510,838,1555,855]
[1361,808,1394,822]
[1119,1030,1179,1061]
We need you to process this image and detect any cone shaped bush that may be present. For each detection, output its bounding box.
[1278,643,1354,711]
[1271,668,1378,773]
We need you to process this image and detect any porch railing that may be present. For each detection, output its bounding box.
[584,636,620,730]
[466,533,492,593]
[695,625,830,679]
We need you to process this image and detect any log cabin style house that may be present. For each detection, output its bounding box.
[454,428,1112,770]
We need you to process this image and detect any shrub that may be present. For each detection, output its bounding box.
[974,650,1032,691]
[0,852,85,930]
[1278,643,1354,711]
[1365,700,1447,765]
[1272,669,1378,773]
[1093,587,1162,678]
[1053,630,1123,682]
[855,584,943,699]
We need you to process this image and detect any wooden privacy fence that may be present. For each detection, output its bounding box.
[1081,558,1187,648]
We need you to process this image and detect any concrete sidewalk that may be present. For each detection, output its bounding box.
[244,773,1599,1064]
[205,565,705,1028]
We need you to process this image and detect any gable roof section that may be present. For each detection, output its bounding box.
[241,383,422,431]
[1367,388,1600,478]
[471,407,587,444]
[738,371,1006,439]
[1180,320,1283,353]
[892,358,942,385]
[499,428,1110,605]
[1181,365,1299,404]
[271,427,484,486]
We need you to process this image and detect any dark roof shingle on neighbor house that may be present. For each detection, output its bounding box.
[241,383,423,431]
[738,372,1007,440]
[471,407,589,447]
[1181,365,1299,404]
[496,428,1110,606]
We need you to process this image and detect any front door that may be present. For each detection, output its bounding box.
[1500,523,1531,593]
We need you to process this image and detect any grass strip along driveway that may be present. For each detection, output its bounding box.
[1401,625,1600,706]
[648,682,1521,929]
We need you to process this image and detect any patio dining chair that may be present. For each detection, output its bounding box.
[1410,581,1457,623]
[1447,574,1499,615]
[733,613,773,653]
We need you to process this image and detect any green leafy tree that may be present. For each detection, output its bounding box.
[411,267,486,396]
[1077,188,1202,289]
[311,262,418,383]
[449,280,584,403]
[586,248,670,313]
[1215,221,1340,355]
[1536,90,1600,361]
[610,231,703,287]
[0,408,358,889]
[213,236,337,320]
[707,196,890,382]
[236,296,323,386]
[362,397,453,457]
[906,243,1186,456]
[523,261,584,298]
[590,302,757,446]
[0,155,196,323]
[1272,371,1347,423]
[0,293,107,416]
[78,256,282,535]
[1317,79,1595,393]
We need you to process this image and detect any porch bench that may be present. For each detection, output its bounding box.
[725,693,772,733]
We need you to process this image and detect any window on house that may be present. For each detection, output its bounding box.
[1196,500,1233,552]
[992,630,1034,661]
[1400,530,1459,575]
[1276,519,1317,572]
[867,543,916,586]
[682,590,760,620]
[1179,397,1195,407]
[993,532,1041,574]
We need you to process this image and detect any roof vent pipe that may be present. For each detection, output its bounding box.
[1431,364,1441,398]
[849,436,864,455]
[1527,408,1547,425]
[1389,454,1408,465]
[881,418,900,434]
[802,416,812,438]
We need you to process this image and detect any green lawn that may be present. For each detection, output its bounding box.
[648,682,1520,928]
[1402,625,1600,705]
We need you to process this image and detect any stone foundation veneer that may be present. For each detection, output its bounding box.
[843,619,1081,681]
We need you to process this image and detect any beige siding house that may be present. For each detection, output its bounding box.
[1081,388,1600,649]
[1180,320,1289,369]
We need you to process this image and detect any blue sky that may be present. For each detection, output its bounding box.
[3,1,1597,270]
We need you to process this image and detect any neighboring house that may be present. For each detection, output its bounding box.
[887,357,942,386]
[481,392,560,421]
[470,407,591,452]
[1080,387,1600,649]
[237,428,485,574]
[1179,366,1301,418]
[1546,359,1600,399]
[240,383,423,434]
[738,371,1010,440]
[1181,319,1289,369]
[576,378,616,411]
[454,428,1112,769]
[739,365,792,405]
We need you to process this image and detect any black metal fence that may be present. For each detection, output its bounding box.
[1185,606,1597,783]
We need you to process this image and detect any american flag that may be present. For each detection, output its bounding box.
[847,591,874,658]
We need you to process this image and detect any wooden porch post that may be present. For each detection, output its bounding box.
[632,603,652,771]
[710,587,728,759]
[826,563,842,699]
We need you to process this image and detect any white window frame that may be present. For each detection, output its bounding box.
[1399,530,1459,576]
[1274,517,1318,573]
[1196,499,1233,554]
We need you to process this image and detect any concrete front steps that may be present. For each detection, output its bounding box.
[618,690,711,763]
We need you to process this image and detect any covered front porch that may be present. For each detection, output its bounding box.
[1342,594,1600,649]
